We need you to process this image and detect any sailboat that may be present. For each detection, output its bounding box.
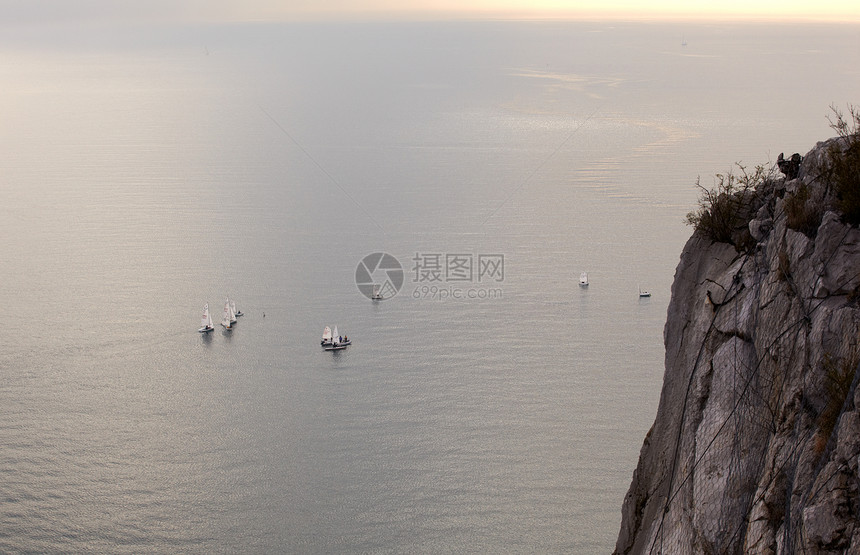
[227,297,237,324]
[639,286,651,298]
[231,298,243,317]
[580,272,589,286]
[221,300,233,330]
[198,303,214,333]
[321,325,333,346]
[324,325,350,351]
[371,284,383,300]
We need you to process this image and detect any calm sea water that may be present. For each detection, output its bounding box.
[1,20,858,553]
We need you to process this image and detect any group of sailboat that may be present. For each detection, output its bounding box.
[198,297,243,333]
[221,297,243,330]
[321,325,350,351]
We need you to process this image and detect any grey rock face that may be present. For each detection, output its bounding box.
[615,139,860,554]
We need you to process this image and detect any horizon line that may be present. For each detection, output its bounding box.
[2,9,859,27]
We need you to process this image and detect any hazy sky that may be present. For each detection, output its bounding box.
[1,0,858,24]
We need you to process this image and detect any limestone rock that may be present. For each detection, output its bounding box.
[615,138,860,554]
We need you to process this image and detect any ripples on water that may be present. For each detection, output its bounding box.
[1,20,858,553]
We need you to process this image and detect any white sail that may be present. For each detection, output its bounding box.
[332,325,339,346]
[226,297,236,324]
[221,300,232,329]
[322,326,332,342]
[199,303,214,332]
[201,303,211,328]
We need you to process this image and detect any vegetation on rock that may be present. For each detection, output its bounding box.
[687,105,860,252]
[823,104,860,225]
[685,164,771,251]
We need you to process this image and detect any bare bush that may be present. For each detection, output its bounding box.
[686,164,771,250]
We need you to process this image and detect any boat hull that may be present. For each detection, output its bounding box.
[322,340,351,347]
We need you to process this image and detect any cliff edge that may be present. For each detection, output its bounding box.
[615,135,860,554]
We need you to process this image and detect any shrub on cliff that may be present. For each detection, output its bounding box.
[815,351,859,454]
[686,164,769,251]
[784,183,823,238]
[824,104,860,225]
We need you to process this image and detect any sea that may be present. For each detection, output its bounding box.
[1,18,858,553]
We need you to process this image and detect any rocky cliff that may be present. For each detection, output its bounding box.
[615,136,860,554]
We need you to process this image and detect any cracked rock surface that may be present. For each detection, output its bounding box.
[615,139,860,554]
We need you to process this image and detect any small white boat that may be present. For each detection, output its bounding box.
[198,303,214,333]
[639,286,651,298]
[321,325,333,346]
[324,325,351,351]
[371,284,383,300]
[221,300,233,330]
[579,272,589,286]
